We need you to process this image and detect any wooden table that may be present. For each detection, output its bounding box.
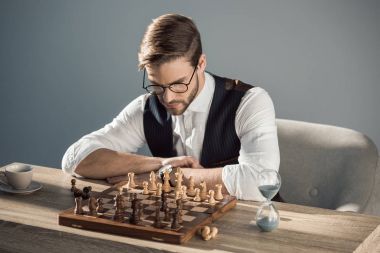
[0,163,379,253]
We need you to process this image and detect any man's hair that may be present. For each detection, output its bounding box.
[138,14,202,70]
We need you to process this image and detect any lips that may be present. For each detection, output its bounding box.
[165,103,181,109]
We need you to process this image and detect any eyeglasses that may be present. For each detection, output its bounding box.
[142,66,197,95]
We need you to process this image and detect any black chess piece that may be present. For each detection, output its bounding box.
[129,195,139,224]
[171,209,180,229]
[70,179,76,192]
[153,205,162,228]
[164,206,171,222]
[160,192,167,211]
[113,193,124,222]
[96,198,104,213]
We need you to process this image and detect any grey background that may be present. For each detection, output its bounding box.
[0,0,379,169]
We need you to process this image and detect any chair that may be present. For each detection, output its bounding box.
[276,119,379,213]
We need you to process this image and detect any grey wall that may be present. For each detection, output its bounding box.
[0,0,379,168]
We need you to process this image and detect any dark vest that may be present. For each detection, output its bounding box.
[143,73,253,168]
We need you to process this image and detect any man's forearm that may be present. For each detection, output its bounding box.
[75,148,163,179]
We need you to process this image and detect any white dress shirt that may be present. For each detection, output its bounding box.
[62,72,280,200]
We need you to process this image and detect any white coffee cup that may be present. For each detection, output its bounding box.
[0,164,33,190]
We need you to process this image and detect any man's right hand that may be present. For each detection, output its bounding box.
[161,156,203,169]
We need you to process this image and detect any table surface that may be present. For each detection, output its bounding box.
[0,163,380,253]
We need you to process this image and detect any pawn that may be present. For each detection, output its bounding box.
[214,184,224,200]
[153,205,162,228]
[187,176,195,196]
[193,188,201,202]
[174,190,181,200]
[70,178,77,192]
[88,196,97,216]
[164,206,171,222]
[156,182,162,196]
[149,171,157,191]
[142,181,149,195]
[128,172,136,188]
[199,181,207,201]
[96,198,104,213]
[171,209,181,229]
[208,190,216,205]
[181,185,188,200]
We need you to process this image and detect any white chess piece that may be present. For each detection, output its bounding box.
[181,185,188,200]
[187,176,195,196]
[214,184,223,200]
[142,181,149,195]
[193,188,201,202]
[208,190,216,205]
[128,172,136,188]
[156,182,162,196]
[149,171,157,191]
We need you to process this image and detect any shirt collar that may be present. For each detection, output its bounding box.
[185,72,215,113]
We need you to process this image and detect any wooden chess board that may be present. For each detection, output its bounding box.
[58,186,237,244]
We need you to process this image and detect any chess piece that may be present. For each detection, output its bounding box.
[161,192,168,211]
[208,190,216,205]
[163,170,171,193]
[74,197,84,215]
[142,181,149,195]
[171,209,181,229]
[88,196,97,216]
[149,171,157,191]
[164,206,171,222]
[214,184,223,200]
[193,188,201,202]
[73,187,84,214]
[174,190,181,200]
[156,182,162,196]
[153,205,162,228]
[113,193,124,222]
[137,201,143,221]
[129,194,139,224]
[82,186,91,201]
[200,181,207,201]
[70,179,77,192]
[181,185,188,200]
[199,226,218,241]
[176,199,183,224]
[96,198,104,213]
[128,172,136,188]
[174,168,183,193]
[187,176,195,196]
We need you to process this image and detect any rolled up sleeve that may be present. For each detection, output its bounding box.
[61,95,148,175]
[222,87,280,200]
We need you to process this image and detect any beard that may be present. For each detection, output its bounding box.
[161,74,199,115]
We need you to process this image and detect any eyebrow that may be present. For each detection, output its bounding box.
[149,75,188,86]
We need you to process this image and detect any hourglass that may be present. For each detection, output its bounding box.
[255,169,281,232]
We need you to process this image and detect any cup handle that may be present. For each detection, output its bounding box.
[0,171,8,185]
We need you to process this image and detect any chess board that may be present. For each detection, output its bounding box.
[58,186,237,244]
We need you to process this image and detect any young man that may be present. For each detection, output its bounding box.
[62,14,280,200]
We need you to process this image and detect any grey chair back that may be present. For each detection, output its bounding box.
[276,119,378,212]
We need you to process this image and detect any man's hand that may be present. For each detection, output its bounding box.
[161,156,203,169]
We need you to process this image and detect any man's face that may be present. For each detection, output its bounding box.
[146,57,200,115]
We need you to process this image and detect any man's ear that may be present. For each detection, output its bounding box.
[197,54,207,72]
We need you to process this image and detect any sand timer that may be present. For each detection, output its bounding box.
[255,169,281,232]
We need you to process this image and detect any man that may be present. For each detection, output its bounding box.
[62,14,280,200]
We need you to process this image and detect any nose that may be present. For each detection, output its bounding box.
[162,88,177,103]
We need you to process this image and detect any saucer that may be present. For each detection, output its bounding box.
[0,181,42,195]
